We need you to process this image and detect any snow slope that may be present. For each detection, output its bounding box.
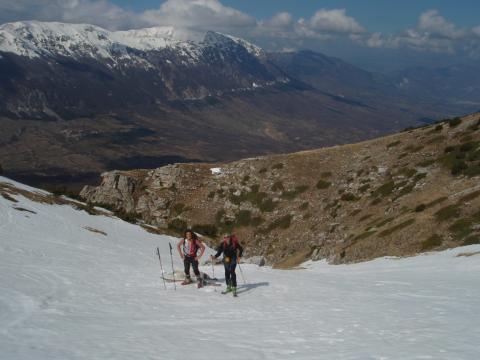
[1,176,479,360]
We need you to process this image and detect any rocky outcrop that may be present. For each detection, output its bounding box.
[80,170,144,213]
[81,113,480,266]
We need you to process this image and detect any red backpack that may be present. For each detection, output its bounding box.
[223,234,239,249]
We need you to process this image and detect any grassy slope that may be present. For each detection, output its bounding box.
[82,113,480,266]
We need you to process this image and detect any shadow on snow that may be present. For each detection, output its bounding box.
[236,282,269,295]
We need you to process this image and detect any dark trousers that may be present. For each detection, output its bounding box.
[224,259,237,287]
[184,256,200,278]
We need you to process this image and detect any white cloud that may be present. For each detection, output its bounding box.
[417,9,465,39]
[365,32,389,48]
[472,26,480,37]
[263,12,293,29]
[308,9,365,34]
[141,0,256,34]
[361,10,480,55]
[254,8,365,43]
[0,0,140,30]
[364,30,455,54]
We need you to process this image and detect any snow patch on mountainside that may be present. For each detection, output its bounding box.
[110,26,190,52]
[221,33,265,58]
[203,30,264,57]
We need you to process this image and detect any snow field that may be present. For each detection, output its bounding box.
[1,176,479,360]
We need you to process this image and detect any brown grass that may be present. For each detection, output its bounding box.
[13,207,37,214]
[273,248,311,269]
[378,219,415,237]
[84,227,107,236]
[459,189,480,202]
[456,251,480,257]
[1,192,18,202]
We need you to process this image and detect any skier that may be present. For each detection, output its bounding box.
[211,233,243,296]
[177,230,206,287]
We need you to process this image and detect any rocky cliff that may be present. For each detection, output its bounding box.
[81,113,480,266]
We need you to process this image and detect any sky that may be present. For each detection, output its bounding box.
[110,0,480,33]
[1,0,479,71]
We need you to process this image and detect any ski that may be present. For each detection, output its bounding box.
[161,277,222,287]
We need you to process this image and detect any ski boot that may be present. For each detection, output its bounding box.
[232,287,237,297]
[181,276,192,285]
[222,285,232,294]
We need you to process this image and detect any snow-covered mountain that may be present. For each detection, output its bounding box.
[0,20,288,118]
[1,175,479,359]
[0,21,261,62]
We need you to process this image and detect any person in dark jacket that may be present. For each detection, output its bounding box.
[212,233,243,296]
[177,230,205,286]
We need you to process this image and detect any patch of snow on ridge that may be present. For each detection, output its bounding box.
[111,26,178,51]
[210,167,223,175]
[203,30,265,57]
[221,33,265,58]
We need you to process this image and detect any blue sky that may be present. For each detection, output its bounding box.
[1,0,479,71]
[109,0,480,33]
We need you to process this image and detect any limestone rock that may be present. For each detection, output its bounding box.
[243,256,266,266]
[80,171,140,212]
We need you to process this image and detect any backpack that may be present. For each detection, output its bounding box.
[223,234,239,249]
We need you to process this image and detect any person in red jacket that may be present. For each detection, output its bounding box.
[177,230,205,286]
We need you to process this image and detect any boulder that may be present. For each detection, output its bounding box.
[149,165,183,189]
[80,170,139,212]
[242,256,266,266]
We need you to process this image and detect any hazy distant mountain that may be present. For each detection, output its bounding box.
[268,50,480,122]
[391,64,480,109]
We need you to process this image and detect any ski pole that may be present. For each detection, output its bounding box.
[156,247,167,290]
[211,256,215,279]
[211,256,216,292]
[168,242,176,290]
[238,263,246,285]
